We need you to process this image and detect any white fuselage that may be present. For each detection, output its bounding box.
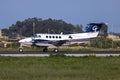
[19,31,99,44]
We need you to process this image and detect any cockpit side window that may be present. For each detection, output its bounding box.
[33,34,37,37]
[69,36,72,39]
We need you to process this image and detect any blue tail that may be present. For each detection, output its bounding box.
[86,23,102,32]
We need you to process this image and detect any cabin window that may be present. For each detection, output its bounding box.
[46,36,48,38]
[59,36,61,38]
[56,36,58,38]
[49,36,51,38]
[53,36,55,38]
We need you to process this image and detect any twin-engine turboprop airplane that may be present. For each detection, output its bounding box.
[18,23,103,52]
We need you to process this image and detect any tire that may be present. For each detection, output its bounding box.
[43,48,48,52]
[19,48,23,52]
[54,48,59,53]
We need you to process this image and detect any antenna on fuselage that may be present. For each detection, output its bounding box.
[60,32,63,35]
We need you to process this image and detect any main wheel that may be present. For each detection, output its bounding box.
[43,47,48,52]
[54,48,59,53]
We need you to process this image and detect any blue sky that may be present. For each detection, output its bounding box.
[0,0,120,33]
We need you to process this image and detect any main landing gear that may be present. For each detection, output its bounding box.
[54,48,59,53]
[43,47,59,53]
[43,47,48,52]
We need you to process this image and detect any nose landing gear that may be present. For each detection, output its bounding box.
[19,47,23,52]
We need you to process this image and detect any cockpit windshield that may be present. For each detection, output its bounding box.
[32,34,37,37]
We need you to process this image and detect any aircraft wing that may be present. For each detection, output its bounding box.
[34,40,67,48]
[50,40,68,46]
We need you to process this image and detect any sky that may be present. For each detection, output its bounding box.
[0,0,120,33]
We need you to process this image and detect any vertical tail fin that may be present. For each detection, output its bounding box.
[86,23,102,32]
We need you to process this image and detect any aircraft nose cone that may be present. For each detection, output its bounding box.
[18,37,32,43]
[18,39,24,43]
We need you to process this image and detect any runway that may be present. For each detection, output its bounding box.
[0,51,120,57]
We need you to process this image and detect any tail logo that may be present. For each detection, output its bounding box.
[92,25,98,32]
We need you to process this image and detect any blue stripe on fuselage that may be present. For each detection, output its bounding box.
[34,39,50,43]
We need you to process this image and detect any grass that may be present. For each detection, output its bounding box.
[0,55,120,80]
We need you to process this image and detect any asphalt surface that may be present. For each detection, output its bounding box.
[0,50,120,54]
[0,51,120,57]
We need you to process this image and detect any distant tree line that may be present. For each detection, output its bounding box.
[90,37,120,48]
[2,17,83,38]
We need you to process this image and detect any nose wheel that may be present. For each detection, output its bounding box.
[19,47,23,52]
